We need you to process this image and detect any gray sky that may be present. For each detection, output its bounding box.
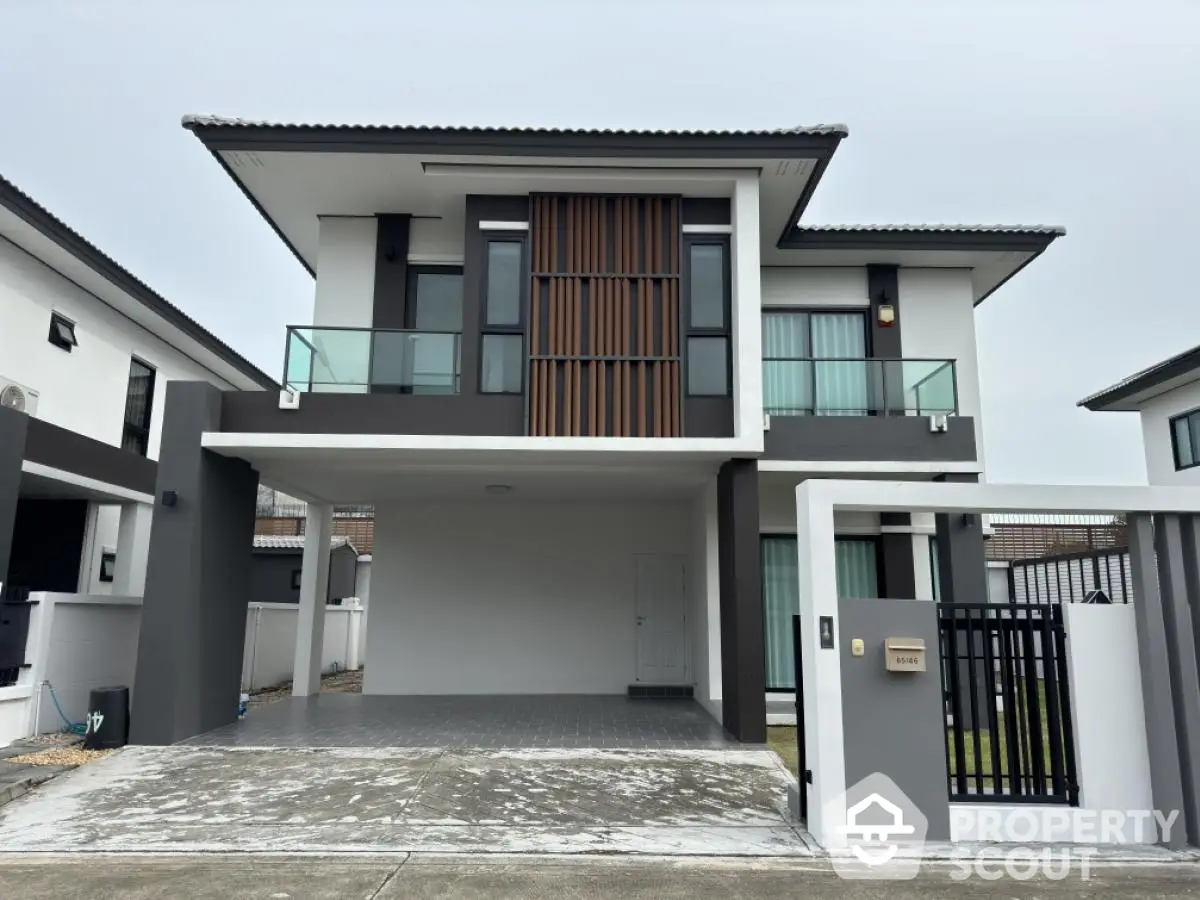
[2,0,1197,484]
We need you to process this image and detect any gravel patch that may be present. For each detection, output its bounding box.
[5,748,111,767]
[249,668,363,709]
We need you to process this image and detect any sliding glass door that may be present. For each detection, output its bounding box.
[762,311,869,415]
[762,535,881,690]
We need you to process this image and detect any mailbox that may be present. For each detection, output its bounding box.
[884,637,927,672]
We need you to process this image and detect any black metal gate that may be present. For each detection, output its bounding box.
[937,603,1079,805]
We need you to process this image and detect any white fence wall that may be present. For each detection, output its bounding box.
[241,601,365,692]
[1,595,367,747]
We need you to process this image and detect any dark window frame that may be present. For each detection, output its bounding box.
[761,307,873,415]
[403,264,465,330]
[121,357,156,457]
[378,265,464,395]
[48,312,78,352]
[291,569,302,591]
[1170,407,1200,471]
[683,235,732,398]
[478,230,528,395]
[761,532,884,693]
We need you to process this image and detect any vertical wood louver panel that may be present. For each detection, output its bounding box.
[528,194,681,436]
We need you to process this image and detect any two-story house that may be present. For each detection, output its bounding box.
[130,117,1062,745]
[1080,344,1200,485]
[0,172,274,660]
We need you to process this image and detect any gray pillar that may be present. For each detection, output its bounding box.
[130,383,259,746]
[1128,514,1188,849]
[933,475,988,604]
[1153,515,1200,847]
[867,264,904,413]
[0,406,29,593]
[717,458,765,743]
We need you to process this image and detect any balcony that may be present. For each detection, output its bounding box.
[760,357,976,463]
[284,326,461,394]
[762,357,957,418]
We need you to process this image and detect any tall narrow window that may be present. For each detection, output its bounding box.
[761,535,881,690]
[372,266,463,394]
[122,358,156,456]
[684,237,731,397]
[1171,409,1200,470]
[480,236,526,394]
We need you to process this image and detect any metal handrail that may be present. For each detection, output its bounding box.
[761,356,959,416]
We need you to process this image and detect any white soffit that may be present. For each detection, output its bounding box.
[219,150,815,271]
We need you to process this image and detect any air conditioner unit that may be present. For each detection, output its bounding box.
[0,377,39,418]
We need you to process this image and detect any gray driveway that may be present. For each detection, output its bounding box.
[0,745,810,855]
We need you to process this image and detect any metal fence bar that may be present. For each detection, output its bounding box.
[938,603,1078,805]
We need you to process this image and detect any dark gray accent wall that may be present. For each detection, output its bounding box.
[680,198,731,225]
[879,513,916,600]
[220,390,525,436]
[251,546,357,605]
[0,406,29,593]
[933,473,989,605]
[763,415,976,462]
[131,382,259,746]
[717,458,766,743]
[24,416,156,495]
[866,264,901,357]
[683,397,734,437]
[371,214,411,329]
[839,597,950,840]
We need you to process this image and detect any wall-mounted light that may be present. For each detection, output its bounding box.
[161,490,178,508]
[876,303,896,328]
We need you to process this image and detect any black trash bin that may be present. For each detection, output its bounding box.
[84,686,129,750]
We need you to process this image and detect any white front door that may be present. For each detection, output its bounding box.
[635,554,687,683]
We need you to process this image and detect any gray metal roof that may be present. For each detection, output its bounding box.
[1079,343,1200,410]
[181,115,849,137]
[253,535,358,553]
[0,173,276,390]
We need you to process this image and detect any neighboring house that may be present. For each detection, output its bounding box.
[130,116,1063,746]
[251,535,359,605]
[1080,342,1200,485]
[0,172,275,682]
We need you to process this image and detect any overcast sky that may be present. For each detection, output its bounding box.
[2,1,1197,483]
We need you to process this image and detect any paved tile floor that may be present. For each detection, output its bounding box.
[185,694,741,749]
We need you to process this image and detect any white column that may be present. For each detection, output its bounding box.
[795,481,847,849]
[731,172,763,448]
[112,502,154,596]
[292,503,332,696]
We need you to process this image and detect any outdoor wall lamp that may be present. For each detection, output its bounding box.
[160,490,178,508]
[876,301,896,327]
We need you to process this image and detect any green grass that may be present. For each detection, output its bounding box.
[767,726,799,774]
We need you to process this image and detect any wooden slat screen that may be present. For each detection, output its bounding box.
[528,194,681,437]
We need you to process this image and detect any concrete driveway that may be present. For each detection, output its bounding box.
[0,745,810,855]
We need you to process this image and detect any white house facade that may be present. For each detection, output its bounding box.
[0,173,274,691]
[128,117,1064,747]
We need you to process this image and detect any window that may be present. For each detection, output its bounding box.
[291,569,303,590]
[762,311,869,415]
[479,235,526,394]
[1172,409,1200,470]
[372,267,464,395]
[684,237,731,397]
[761,535,881,690]
[407,267,463,331]
[48,312,78,351]
[99,551,116,583]
[121,358,156,456]
[481,334,523,394]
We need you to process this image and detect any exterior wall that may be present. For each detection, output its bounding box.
[364,499,691,695]
[1137,379,1200,485]
[688,482,722,721]
[0,235,237,458]
[760,267,868,308]
[407,217,463,264]
[897,268,984,469]
[312,217,377,328]
[241,601,365,692]
[249,547,357,605]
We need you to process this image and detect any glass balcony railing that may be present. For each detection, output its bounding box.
[761,357,958,417]
[284,326,461,394]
